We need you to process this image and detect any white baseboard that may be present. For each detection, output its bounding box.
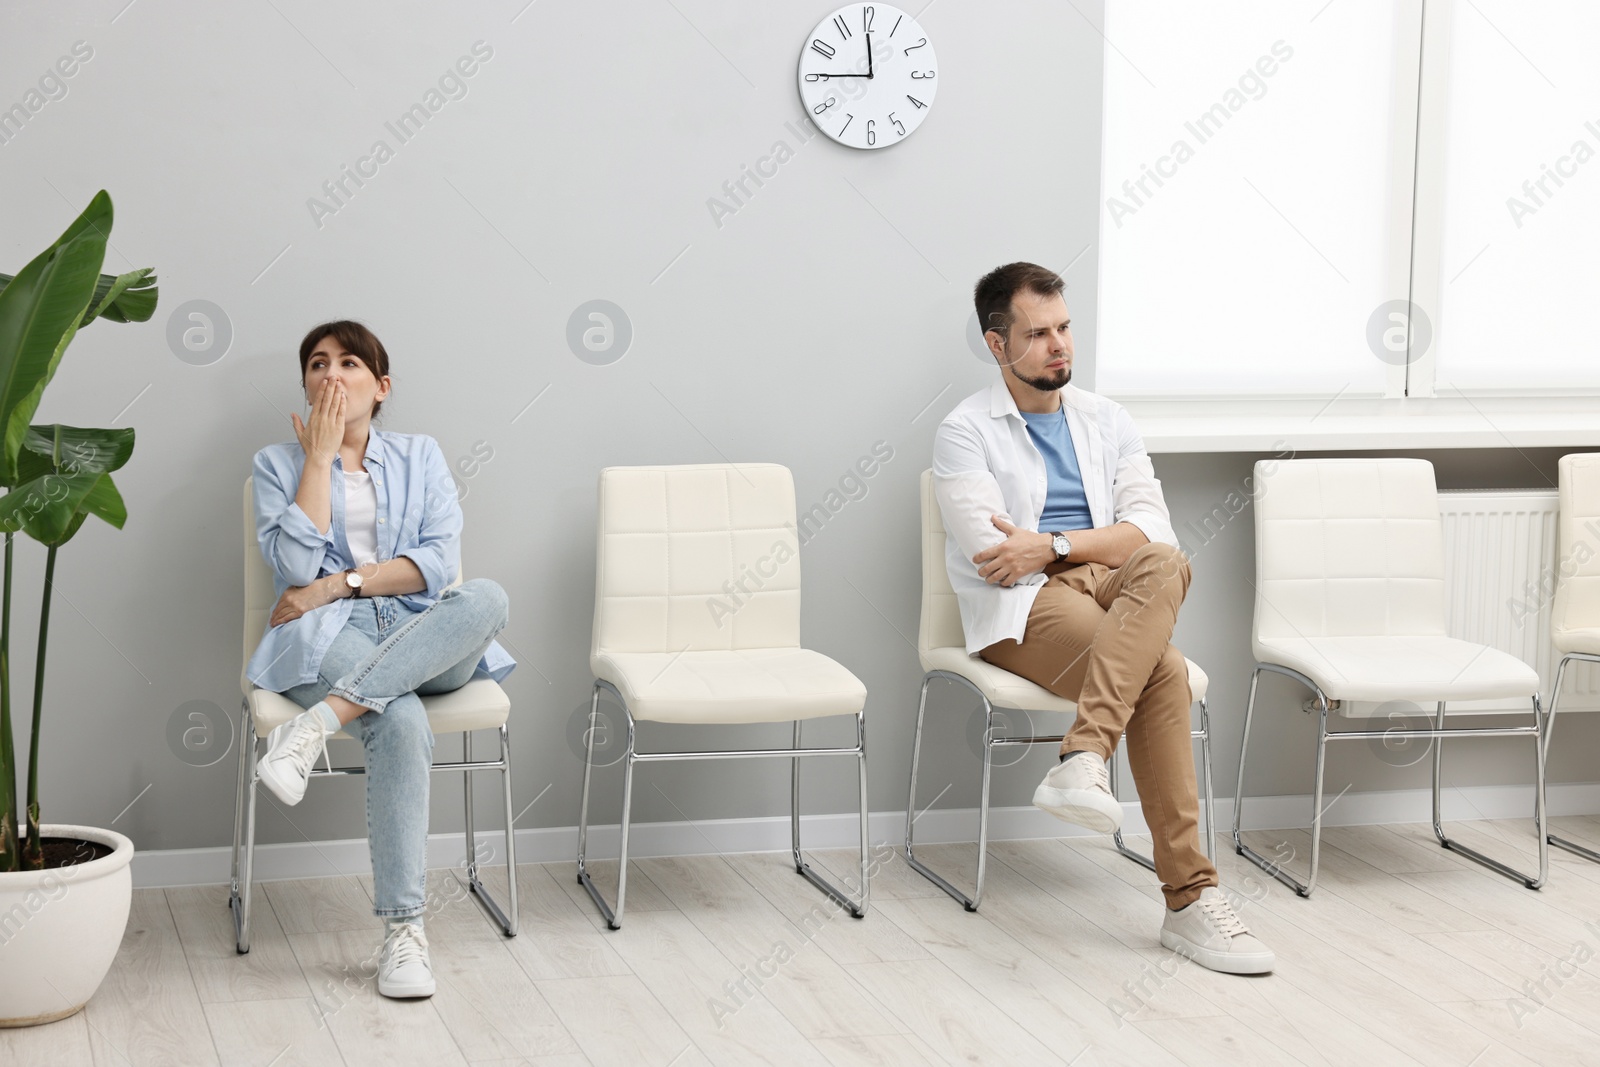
[132,781,1600,889]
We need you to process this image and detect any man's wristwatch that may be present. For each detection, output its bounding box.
[1050,532,1073,562]
[343,568,365,598]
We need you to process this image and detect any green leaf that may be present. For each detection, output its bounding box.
[0,423,132,545]
[0,269,159,326]
[0,192,112,487]
[12,424,135,543]
[75,474,126,533]
[21,425,135,476]
[0,470,103,542]
[57,512,89,545]
[83,269,158,325]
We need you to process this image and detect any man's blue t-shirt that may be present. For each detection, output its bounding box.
[1019,405,1092,532]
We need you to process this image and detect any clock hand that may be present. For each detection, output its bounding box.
[866,32,873,79]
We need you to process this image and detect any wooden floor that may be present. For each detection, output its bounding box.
[7,815,1600,1066]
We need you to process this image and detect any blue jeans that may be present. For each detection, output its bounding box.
[281,578,509,919]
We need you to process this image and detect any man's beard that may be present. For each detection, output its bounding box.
[1015,365,1071,392]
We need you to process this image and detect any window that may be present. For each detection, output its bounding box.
[1096,0,1600,407]
[1431,2,1600,393]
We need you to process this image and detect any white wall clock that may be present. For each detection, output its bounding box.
[796,4,938,150]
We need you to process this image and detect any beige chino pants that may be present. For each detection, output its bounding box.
[978,541,1216,909]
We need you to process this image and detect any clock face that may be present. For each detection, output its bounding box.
[796,4,937,150]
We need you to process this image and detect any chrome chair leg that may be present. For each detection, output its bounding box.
[1238,663,1549,897]
[791,720,802,874]
[1545,655,1600,863]
[461,726,518,937]
[462,727,476,865]
[902,673,932,867]
[232,697,522,949]
[973,702,997,910]
[855,710,871,913]
[230,701,260,954]
[1432,696,1549,889]
[1110,744,1155,873]
[229,700,247,895]
[612,733,637,928]
[1234,664,1330,897]
[576,683,599,901]
[1307,697,1330,894]
[577,681,634,929]
[498,723,520,934]
[909,670,1218,909]
[790,716,869,918]
[904,673,977,905]
[904,671,997,911]
[577,679,865,929]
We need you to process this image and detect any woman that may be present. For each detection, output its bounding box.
[246,321,514,999]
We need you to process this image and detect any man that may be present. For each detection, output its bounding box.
[931,262,1272,975]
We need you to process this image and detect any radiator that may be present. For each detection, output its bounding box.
[1349,488,1600,716]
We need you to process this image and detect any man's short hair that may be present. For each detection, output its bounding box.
[974,262,1065,343]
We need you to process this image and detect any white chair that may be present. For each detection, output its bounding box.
[229,477,518,953]
[1233,457,1547,897]
[904,469,1216,911]
[577,464,869,929]
[1545,453,1600,864]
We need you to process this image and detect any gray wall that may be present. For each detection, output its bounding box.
[1,0,1103,851]
[1,1,1588,859]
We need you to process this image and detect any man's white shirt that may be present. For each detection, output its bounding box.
[932,379,1179,655]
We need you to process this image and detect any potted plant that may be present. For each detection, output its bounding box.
[0,190,156,1027]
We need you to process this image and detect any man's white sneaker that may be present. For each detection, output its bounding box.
[257,707,335,807]
[1160,887,1275,975]
[377,922,435,998]
[1032,752,1122,833]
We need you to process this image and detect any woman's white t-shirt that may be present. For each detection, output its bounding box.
[343,468,380,567]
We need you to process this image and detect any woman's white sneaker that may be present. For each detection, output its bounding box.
[1032,752,1122,833]
[257,707,335,806]
[1160,887,1275,975]
[377,921,435,998]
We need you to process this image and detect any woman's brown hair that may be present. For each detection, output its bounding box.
[298,320,390,420]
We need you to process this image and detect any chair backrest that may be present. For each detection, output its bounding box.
[1553,453,1600,643]
[591,464,801,656]
[919,468,966,655]
[1252,457,1447,650]
[242,476,463,690]
[243,477,274,688]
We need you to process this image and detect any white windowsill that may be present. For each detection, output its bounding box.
[1111,393,1600,454]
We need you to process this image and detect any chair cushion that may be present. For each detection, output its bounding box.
[247,677,511,739]
[919,646,1209,709]
[1553,627,1600,656]
[1254,636,1538,703]
[592,648,866,724]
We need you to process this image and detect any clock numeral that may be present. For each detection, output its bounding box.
[911,69,935,79]
[862,5,875,32]
[834,14,852,38]
[907,94,927,109]
[839,113,854,135]
[903,37,927,56]
[866,119,876,146]
[813,95,838,115]
[889,111,905,136]
[890,15,902,37]
[811,38,836,59]
[804,73,832,82]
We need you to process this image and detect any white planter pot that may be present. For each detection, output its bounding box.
[0,824,133,1028]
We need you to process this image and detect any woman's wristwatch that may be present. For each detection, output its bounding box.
[1051,532,1072,562]
[342,568,365,598]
